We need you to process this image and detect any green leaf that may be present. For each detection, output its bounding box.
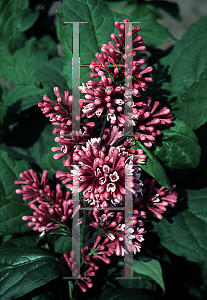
[51,235,72,255]
[0,47,15,81]
[0,150,33,235]
[156,187,207,264]
[0,121,58,169]
[1,85,43,126]
[16,8,39,32]
[153,119,201,170]
[154,17,207,130]
[57,0,129,90]
[119,258,165,292]
[41,151,67,179]
[0,246,70,300]
[0,38,48,85]
[99,288,155,300]
[13,38,48,86]
[37,36,58,58]
[2,122,59,170]
[28,124,56,168]
[35,57,69,101]
[133,138,171,189]
[148,1,181,21]
[134,259,165,293]
[0,50,67,123]
[1,233,39,248]
[106,2,175,47]
[0,0,27,52]
[5,122,56,168]
[31,281,69,300]
[165,122,207,189]
[0,86,8,127]
[182,16,207,41]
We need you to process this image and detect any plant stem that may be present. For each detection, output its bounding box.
[100,111,108,138]
[113,134,127,146]
[68,281,74,300]
[80,201,88,249]
[83,229,104,248]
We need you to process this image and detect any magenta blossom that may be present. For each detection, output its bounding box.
[15,170,75,235]
[134,178,178,219]
[39,87,95,137]
[79,19,153,127]
[133,97,174,148]
[38,87,95,165]
[61,250,99,293]
[89,208,146,256]
[66,137,144,207]
[61,236,115,292]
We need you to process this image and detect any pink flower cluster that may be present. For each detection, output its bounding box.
[88,208,146,256]
[15,169,74,235]
[15,19,178,294]
[61,235,114,292]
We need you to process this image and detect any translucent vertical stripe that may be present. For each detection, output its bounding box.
[72,22,80,133]
[71,165,81,279]
[124,21,133,138]
[124,21,134,278]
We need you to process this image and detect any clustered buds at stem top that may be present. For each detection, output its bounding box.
[15,169,74,235]
[15,18,178,294]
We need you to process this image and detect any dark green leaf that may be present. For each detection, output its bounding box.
[0,38,48,86]
[16,8,39,32]
[0,86,8,126]
[0,235,13,245]
[0,246,70,300]
[1,234,39,248]
[41,151,67,179]
[117,277,154,291]
[5,123,56,169]
[99,288,155,300]
[119,258,165,292]
[28,124,56,168]
[106,2,175,47]
[0,150,33,235]
[133,259,164,292]
[167,122,207,189]
[35,57,69,100]
[37,36,58,58]
[31,280,69,300]
[154,17,207,130]
[57,0,129,90]
[13,38,48,86]
[182,16,207,41]
[0,0,27,52]
[156,187,207,264]
[148,1,181,21]
[52,235,72,255]
[133,138,171,189]
[0,122,56,168]
[153,119,201,170]
[0,47,15,81]
[1,85,43,126]
[22,123,57,169]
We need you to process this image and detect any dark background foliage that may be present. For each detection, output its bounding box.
[0,1,207,299]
